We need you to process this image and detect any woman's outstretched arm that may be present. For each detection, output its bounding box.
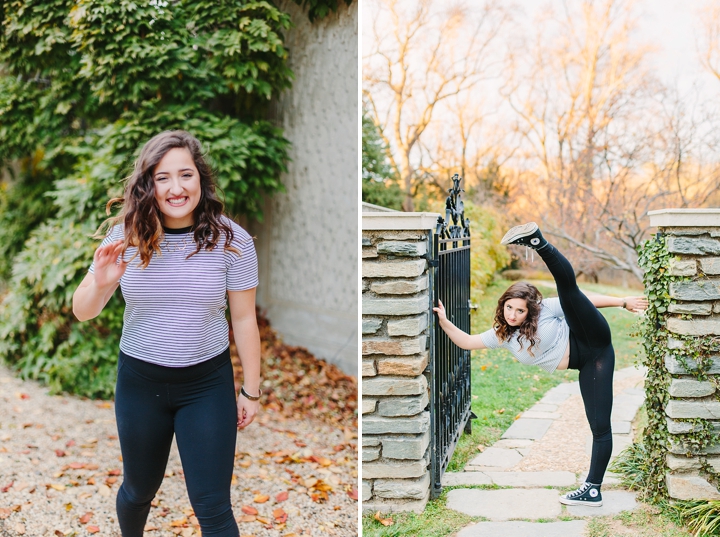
[585,293,648,313]
[433,300,488,351]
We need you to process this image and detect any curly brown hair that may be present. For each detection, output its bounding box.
[96,130,241,268]
[493,282,543,356]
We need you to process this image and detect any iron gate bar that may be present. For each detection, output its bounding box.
[429,174,475,499]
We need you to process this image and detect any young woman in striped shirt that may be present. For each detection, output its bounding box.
[73,131,260,537]
[434,223,647,507]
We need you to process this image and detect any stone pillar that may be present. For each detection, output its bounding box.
[648,208,720,500]
[361,211,440,513]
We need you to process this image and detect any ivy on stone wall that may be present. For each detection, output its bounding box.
[292,0,353,22]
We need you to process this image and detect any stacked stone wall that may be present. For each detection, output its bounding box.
[361,227,433,513]
[654,219,720,499]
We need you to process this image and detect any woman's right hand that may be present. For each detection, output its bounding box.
[92,240,129,288]
[433,300,448,323]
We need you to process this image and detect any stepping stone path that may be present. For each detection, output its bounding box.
[444,365,646,536]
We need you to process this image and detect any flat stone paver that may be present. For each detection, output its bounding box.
[447,488,561,520]
[538,392,570,405]
[442,472,493,486]
[487,471,577,487]
[565,490,637,516]
[531,403,558,412]
[501,418,553,440]
[522,410,562,419]
[612,421,632,434]
[468,447,523,468]
[457,520,587,537]
[493,439,534,449]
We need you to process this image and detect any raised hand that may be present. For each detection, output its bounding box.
[92,240,129,288]
[624,296,649,313]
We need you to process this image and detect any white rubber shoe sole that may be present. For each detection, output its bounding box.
[500,222,539,245]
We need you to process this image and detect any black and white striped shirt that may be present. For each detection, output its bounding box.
[479,297,569,373]
[89,216,258,367]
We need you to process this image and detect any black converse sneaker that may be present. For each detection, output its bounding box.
[500,222,548,251]
[559,482,603,506]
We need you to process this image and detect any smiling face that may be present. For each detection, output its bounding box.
[503,298,529,327]
[152,147,201,229]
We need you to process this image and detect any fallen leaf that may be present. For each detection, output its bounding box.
[239,460,251,468]
[241,505,258,515]
[0,508,10,519]
[1,481,13,492]
[55,449,66,457]
[49,483,65,491]
[477,444,485,452]
[66,440,76,447]
[15,523,26,534]
[169,517,188,527]
[255,516,271,525]
[374,511,393,526]
[98,484,110,496]
[253,494,269,503]
[481,365,487,371]
[144,524,159,531]
[347,487,358,500]
[275,490,289,502]
[107,468,121,476]
[87,526,100,534]
[68,462,85,469]
[79,512,93,524]
[65,502,73,511]
[239,515,256,522]
[105,477,117,485]
[273,508,287,523]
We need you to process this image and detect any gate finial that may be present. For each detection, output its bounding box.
[436,174,470,240]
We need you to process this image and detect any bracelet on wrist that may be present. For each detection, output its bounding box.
[241,385,262,401]
[622,299,627,309]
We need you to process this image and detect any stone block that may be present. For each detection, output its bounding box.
[363,398,377,415]
[362,337,426,356]
[382,430,431,460]
[716,303,720,314]
[363,259,426,279]
[362,480,372,501]
[665,354,720,374]
[362,296,427,316]
[701,258,720,275]
[362,411,430,435]
[362,318,382,335]
[374,472,430,500]
[666,400,720,419]
[362,436,381,447]
[362,359,377,377]
[377,241,427,257]
[667,417,699,434]
[669,438,720,455]
[362,236,372,247]
[362,458,429,479]
[670,281,720,301]
[378,391,429,417]
[371,276,429,295]
[362,247,378,259]
[362,375,427,397]
[667,454,702,470]
[669,259,698,276]
[363,446,380,462]
[666,474,720,500]
[377,353,428,376]
[669,378,715,397]
[362,280,369,292]
[387,314,429,337]
[377,231,426,240]
[668,237,720,256]
[668,317,720,336]
[361,492,430,514]
[668,337,685,349]
[668,302,713,315]
[706,456,720,473]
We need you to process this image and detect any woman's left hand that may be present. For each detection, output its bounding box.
[624,296,649,313]
[237,395,260,429]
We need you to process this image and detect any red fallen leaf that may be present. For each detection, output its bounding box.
[68,462,85,469]
[1,481,13,493]
[273,508,287,524]
[87,526,100,534]
[66,440,76,447]
[19,393,29,400]
[107,468,121,476]
[240,505,258,515]
[275,490,289,502]
[348,488,358,500]
[55,450,66,457]
[79,512,93,524]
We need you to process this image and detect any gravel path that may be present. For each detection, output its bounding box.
[0,366,358,537]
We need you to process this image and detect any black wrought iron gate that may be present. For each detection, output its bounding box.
[429,174,475,499]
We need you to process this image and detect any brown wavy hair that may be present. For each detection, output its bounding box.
[493,282,543,356]
[96,130,242,268]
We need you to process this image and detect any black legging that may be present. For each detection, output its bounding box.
[539,244,614,485]
[114,349,239,537]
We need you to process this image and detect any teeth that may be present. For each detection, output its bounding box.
[168,198,186,205]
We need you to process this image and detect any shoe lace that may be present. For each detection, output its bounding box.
[567,482,592,498]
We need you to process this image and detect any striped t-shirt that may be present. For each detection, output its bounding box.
[479,297,569,373]
[88,216,258,367]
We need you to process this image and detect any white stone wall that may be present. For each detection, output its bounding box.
[247,1,358,374]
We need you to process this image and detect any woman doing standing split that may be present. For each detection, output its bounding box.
[72,130,260,536]
[433,222,647,506]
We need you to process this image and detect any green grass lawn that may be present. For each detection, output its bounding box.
[363,278,648,537]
